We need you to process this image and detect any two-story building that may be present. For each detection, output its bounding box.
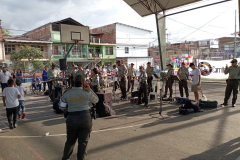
[91,22,153,69]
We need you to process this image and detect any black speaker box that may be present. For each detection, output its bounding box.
[59,59,67,70]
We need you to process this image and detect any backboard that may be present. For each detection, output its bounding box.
[60,24,90,44]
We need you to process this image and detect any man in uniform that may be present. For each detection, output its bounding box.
[117,61,128,99]
[127,63,136,92]
[47,64,59,100]
[42,66,48,92]
[59,75,99,160]
[146,62,156,93]
[90,68,99,93]
[76,64,85,77]
[221,59,240,107]
[66,64,76,88]
[163,64,174,99]
[137,66,148,108]
[177,62,189,98]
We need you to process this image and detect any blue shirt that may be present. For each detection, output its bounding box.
[16,72,22,81]
[32,78,40,84]
[42,70,48,81]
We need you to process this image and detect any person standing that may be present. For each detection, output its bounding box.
[127,63,136,92]
[100,65,108,87]
[146,62,156,92]
[76,64,85,77]
[0,67,12,92]
[16,69,23,82]
[42,66,48,92]
[117,61,128,99]
[177,62,189,98]
[137,66,148,107]
[163,64,174,99]
[47,64,59,100]
[112,65,119,91]
[189,63,201,101]
[2,79,21,129]
[90,68,99,93]
[221,59,240,107]
[16,79,27,119]
[59,75,99,160]
[67,64,76,88]
[12,69,16,87]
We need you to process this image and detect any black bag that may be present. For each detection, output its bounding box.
[176,97,188,104]
[131,91,139,98]
[150,95,155,100]
[53,98,63,114]
[96,102,115,117]
[184,100,201,112]
[179,106,194,115]
[44,90,49,96]
[199,99,218,108]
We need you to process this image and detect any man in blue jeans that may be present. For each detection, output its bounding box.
[42,66,48,91]
[0,67,12,92]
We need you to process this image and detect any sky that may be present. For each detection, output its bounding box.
[0,0,239,44]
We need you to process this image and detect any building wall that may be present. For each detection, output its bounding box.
[90,24,116,44]
[25,24,51,41]
[127,57,153,70]
[116,46,148,57]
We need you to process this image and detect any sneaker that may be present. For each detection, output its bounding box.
[221,103,228,106]
[19,115,21,119]
[144,104,149,108]
[9,123,13,130]
[22,112,25,119]
[123,97,128,100]
[232,104,236,107]
[163,95,167,98]
[13,123,18,128]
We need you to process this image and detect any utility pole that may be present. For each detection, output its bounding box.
[234,10,237,58]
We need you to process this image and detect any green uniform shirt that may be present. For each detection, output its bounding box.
[146,67,155,77]
[66,69,76,78]
[166,68,174,78]
[139,71,147,83]
[91,74,99,86]
[177,67,189,80]
[75,69,85,77]
[118,65,128,77]
[47,69,59,79]
[60,87,99,112]
[224,66,240,79]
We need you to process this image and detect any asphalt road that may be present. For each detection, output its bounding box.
[0,81,240,160]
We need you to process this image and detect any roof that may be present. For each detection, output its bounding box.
[4,38,52,44]
[124,0,203,17]
[90,43,116,46]
[115,22,152,32]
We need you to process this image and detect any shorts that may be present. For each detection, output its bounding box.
[191,85,198,92]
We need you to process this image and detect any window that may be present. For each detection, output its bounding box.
[89,47,94,53]
[4,45,15,55]
[31,45,44,51]
[72,45,82,55]
[207,41,210,45]
[53,45,62,55]
[125,47,129,54]
[52,24,60,31]
[106,47,113,55]
[95,47,101,53]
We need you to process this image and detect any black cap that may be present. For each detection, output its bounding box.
[231,59,238,63]
[75,75,85,85]
[166,64,173,67]
[117,61,120,63]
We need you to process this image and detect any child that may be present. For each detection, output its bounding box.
[2,79,21,129]
[16,79,27,119]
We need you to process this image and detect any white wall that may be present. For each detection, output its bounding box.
[127,57,153,70]
[116,23,151,58]
[0,42,3,60]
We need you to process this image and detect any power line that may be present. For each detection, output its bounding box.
[175,4,236,43]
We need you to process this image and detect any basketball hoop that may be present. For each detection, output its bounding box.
[74,40,84,44]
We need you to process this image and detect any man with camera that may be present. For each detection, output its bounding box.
[221,59,240,107]
[59,75,99,160]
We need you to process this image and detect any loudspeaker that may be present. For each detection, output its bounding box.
[59,59,67,70]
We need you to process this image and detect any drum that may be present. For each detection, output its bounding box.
[134,97,139,102]
[130,98,135,103]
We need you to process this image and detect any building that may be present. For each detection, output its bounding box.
[198,39,219,60]
[216,37,240,59]
[90,22,153,69]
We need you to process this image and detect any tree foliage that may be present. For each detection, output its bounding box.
[10,46,52,73]
[2,29,11,36]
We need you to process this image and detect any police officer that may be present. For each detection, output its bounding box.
[47,64,59,99]
[177,62,189,98]
[137,66,148,108]
[59,75,99,160]
[117,61,128,99]
[76,64,85,77]
[221,59,240,107]
[66,64,76,88]
[127,63,136,92]
[42,66,48,92]
[146,62,156,92]
[163,64,174,99]
[90,68,99,93]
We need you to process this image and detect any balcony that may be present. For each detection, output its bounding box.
[90,37,115,44]
[88,52,102,60]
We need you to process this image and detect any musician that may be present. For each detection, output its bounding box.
[127,63,136,92]
[47,64,59,100]
[113,65,119,91]
[90,68,99,93]
[177,62,189,98]
[137,66,148,108]
[222,59,240,107]
[66,64,76,88]
[100,65,107,87]
[76,64,85,77]
[117,61,128,99]
[146,62,155,92]
[163,64,174,99]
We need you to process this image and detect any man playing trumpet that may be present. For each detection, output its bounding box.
[127,63,136,92]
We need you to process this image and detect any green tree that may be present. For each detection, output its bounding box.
[10,46,52,73]
[2,29,11,36]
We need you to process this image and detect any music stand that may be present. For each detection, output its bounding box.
[171,75,180,102]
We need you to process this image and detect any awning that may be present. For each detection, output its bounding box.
[4,39,52,44]
[124,0,203,17]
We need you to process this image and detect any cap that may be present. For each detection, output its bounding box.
[131,63,134,65]
[117,61,120,63]
[231,59,238,63]
[16,79,22,85]
[166,64,173,67]
[75,75,85,85]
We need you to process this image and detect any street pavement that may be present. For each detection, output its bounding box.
[0,81,240,160]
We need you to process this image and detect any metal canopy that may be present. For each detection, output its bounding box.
[124,0,203,17]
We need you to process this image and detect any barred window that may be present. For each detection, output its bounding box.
[4,45,15,55]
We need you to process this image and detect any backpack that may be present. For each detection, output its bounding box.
[53,98,63,114]
[44,90,49,96]
[103,102,115,117]
[184,100,201,112]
